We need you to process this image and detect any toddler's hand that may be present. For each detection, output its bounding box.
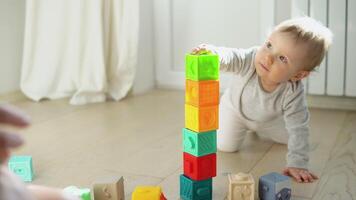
[283,167,318,183]
[191,44,211,55]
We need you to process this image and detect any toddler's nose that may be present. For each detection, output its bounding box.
[264,54,273,66]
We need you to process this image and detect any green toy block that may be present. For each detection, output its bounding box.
[185,53,219,81]
[180,174,212,200]
[8,155,34,182]
[182,128,217,157]
[63,186,91,200]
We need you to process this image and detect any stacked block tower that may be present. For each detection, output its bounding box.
[180,51,219,200]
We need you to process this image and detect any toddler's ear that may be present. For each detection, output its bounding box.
[290,71,310,81]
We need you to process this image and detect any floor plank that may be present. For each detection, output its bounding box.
[249,109,347,199]
[312,112,356,200]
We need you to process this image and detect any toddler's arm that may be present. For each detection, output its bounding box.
[282,82,318,182]
[192,44,257,74]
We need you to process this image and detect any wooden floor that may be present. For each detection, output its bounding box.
[5,89,356,199]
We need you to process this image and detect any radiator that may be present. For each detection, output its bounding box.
[291,0,356,97]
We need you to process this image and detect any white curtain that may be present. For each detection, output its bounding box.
[21,0,139,105]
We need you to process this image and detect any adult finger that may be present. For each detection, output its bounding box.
[0,131,24,148]
[0,105,31,127]
[0,146,10,164]
[0,131,24,164]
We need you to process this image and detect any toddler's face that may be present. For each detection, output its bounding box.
[255,31,309,84]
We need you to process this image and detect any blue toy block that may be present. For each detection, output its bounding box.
[182,128,217,157]
[8,156,34,182]
[180,174,212,200]
[258,172,291,200]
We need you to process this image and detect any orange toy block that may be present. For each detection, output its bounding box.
[185,104,218,132]
[185,80,219,107]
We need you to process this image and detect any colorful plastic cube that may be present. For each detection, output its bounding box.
[8,155,34,182]
[183,152,216,181]
[63,186,91,200]
[92,176,125,200]
[185,80,219,107]
[132,186,166,200]
[180,174,212,200]
[228,173,254,200]
[185,53,219,81]
[259,172,291,200]
[183,128,216,157]
[185,104,218,132]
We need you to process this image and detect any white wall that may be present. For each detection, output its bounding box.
[0,0,25,95]
[133,0,156,94]
[153,0,277,90]
[275,0,291,23]
[171,0,262,72]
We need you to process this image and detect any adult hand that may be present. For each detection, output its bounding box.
[0,105,30,164]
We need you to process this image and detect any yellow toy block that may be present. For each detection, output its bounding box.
[185,104,218,132]
[228,173,254,200]
[132,186,166,200]
[185,80,219,107]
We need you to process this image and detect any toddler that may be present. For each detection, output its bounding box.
[192,17,332,183]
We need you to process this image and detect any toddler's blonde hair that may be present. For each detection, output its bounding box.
[274,17,333,71]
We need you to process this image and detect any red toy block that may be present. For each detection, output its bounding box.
[183,152,216,181]
[160,193,167,200]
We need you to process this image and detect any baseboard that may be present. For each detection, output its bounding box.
[0,90,27,103]
[307,95,356,111]
[1,90,355,111]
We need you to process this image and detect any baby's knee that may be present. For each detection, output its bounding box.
[217,145,241,153]
[217,130,247,153]
[217,140,244,153]
[270,133,288,145]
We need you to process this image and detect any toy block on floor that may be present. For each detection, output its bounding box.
[185,53,219,81]
[185,80,219,107]
[183,152,216,181]
[180,174,212,200]
[228,173,254,200]
[183,128,216,157]
[92,176,124,200]
[63,186,91,200]
[8,155,34,182]
[132,186,166,200]
[185,104,218,132]
[259,172,291,200]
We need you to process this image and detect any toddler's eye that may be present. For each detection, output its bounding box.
[279,55,288,63]
[266,42,272,49]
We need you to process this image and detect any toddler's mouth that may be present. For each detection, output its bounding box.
[260,63,270,72]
